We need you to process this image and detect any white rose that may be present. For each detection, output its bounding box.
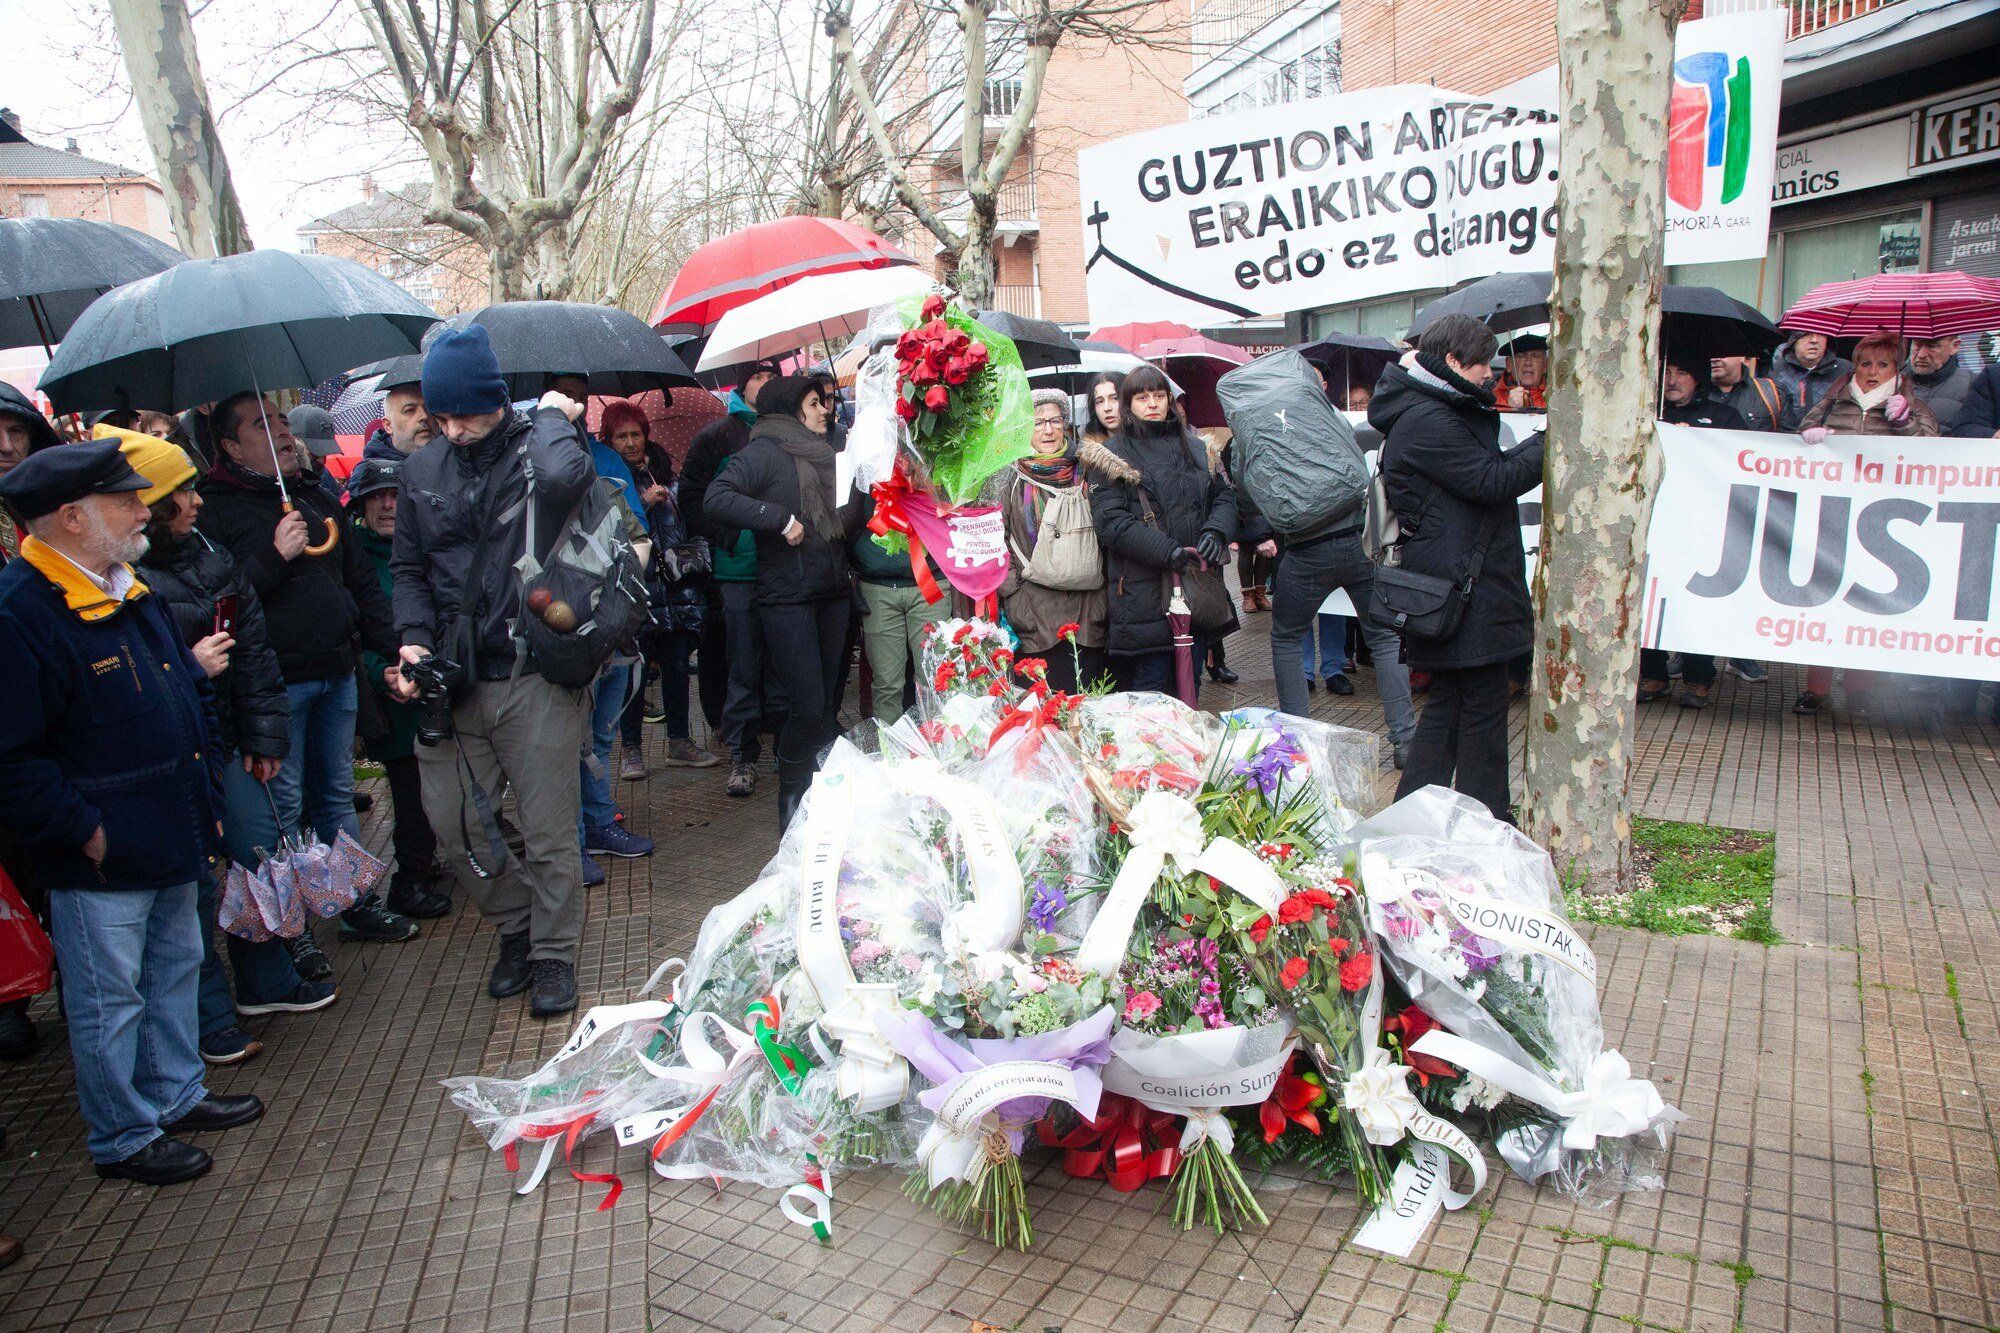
[1341,1053,1422,1147]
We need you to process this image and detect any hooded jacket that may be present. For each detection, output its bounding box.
[198,457,397,682]
[1079,419,1236,656]
[0,383,62,454]
[390,405,597,680]
[1370,360,1544,672]
[137,529,290,761]
[1905,359,1973,433]
[1771,342,1853,430]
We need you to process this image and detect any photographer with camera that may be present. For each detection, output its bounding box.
[389,325,597,1020]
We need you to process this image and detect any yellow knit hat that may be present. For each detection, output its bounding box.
[96,424,198,507]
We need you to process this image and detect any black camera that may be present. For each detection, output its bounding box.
[403,656,464,747]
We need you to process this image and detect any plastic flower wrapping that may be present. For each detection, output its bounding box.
[1352,786,1684,1206]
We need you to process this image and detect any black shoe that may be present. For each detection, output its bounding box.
[1327,674,1355,696]
[386,880,452,920]
[286,933,334,982]
[95,1136,211,1186]
[1393,742,1408,771]
[1208,665,1240,685]
[488,932,532,999]
[163,1093,265,1134]
[338,893,419,942]
[528,959,578,1020]
[352,791,374,814]
[0,1000,37,1061]
[1306,677,1318,693]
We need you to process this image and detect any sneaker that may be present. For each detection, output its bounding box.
[488,931,533,999]
[1636,680,1673,705]
[528,959,579,1020]
[642,706,669,725]
[1679,684,1711,710]
[386,879,452,920]
[339,894,419,942]
[199,1027,263,1065]
[286,933,334,982]
[1793,690,1825,716]
[1393,741,1409,771]
[620,749,649,782]
[726,762,757,798]
[581,852,606,888]
[1666,654,1684,679]
[235,980,338,1017]
[664,738,722,769]
[585,822,654,859]
[1727,660,1769,684]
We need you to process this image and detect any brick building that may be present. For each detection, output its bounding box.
[297,178,489,316]
[0,109,174,243]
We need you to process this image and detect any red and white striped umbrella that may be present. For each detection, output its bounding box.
[1778,271,2000,339]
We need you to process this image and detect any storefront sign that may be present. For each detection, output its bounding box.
[1914,86,2000,173]
[1774,78,2000,208]
[1933,192,2000,279]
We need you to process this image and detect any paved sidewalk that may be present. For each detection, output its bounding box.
[0,621,1993,1331]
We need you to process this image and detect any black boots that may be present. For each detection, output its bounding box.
[777,782,807,835]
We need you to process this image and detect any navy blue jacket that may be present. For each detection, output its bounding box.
[0,555,224,892]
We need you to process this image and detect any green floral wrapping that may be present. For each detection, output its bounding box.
[895,296,1034,506]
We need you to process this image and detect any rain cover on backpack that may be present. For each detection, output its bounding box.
[1217,350,1370,543]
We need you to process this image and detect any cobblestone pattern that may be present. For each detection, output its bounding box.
[0,621,1992,1331]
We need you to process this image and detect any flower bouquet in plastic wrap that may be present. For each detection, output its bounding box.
[1353,786,1683,1207]
[876,618,1022,768]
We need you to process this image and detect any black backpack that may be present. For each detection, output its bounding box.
[516,446,649,689]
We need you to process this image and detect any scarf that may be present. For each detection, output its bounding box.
[1848,376,1896,414]
[1414,351,1500,408]
[754,413,840,542]
[1016,453,1078,545]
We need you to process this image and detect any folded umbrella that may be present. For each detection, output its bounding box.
[651,216,916,333]
[1778,271,2000,340]
[697,266,933,371]
[436,301,699,401]
[0,217,186,353]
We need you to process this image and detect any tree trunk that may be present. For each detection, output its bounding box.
[106,0,252,256]
[955,200,998,307]
[1524,0,1683,893]
[489,233,531,303]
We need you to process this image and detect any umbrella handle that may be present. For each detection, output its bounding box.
[285,500,341,556]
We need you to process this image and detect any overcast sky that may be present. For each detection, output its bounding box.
[1,0,419,250]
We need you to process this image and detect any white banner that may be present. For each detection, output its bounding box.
[1647,425,2000,679]
[1663,11,1788,262]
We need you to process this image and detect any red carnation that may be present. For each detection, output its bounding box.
[1057,621,1081,641]
[1277,893,1315,926]
[1339,952,1374,992]
[921,294,946,320]
[1247,913,1272,944]
[987,679,1008,697]
[953,625,973,643]
[1280,956,1309,989]
[924,384,950,413]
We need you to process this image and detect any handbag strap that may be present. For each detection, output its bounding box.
[1458,507,1509,591]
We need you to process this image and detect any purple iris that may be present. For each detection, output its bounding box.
[1027,878,1067,932]
[1456,925,1505,972]
[1233,729,1306,800]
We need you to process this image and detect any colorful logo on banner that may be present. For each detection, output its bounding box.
[1669,51,1754,209]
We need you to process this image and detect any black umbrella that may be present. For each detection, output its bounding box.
[1293,332,1403,401]
[437,301,698,400]
[0,217,188,354]
[1659,285,1783,363]
[348,352,425,392]
[1409,272,1553,337]
[39,249,437,415]
[969,310,1081,371]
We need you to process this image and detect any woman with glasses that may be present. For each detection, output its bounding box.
[997,389,1107,694]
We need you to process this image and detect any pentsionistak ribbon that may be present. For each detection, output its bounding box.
[868,464,1010,615]
[1073,789,1286,976]
[1037,1092,1181,1191]
[1358,850,1599,987]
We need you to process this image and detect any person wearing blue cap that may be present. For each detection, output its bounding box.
[389,322,598,1019]
[0,440,268,1186]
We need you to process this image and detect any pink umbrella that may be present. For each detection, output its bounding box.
[1779,272,2000,340]
[1089,320,1194,354]
[1137,335,1252,429]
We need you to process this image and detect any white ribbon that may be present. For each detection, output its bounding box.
[917,1060,1083,1189]
[1360,850,1598,987]
[1178,1108,1236,1155]
[793,773,910,1112]
[1341,1047,1426,1147]
[887,757,1023,954]
[1410,1030,1671,1153]
[611,1010,765,1178]
[1074,791,1284,975]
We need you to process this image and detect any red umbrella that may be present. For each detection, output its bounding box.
[1090,320,1194,354]
[1139,335,1252,429]
[1778,271,2000,340]
[650,218,915,333]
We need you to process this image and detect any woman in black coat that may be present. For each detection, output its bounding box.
[702,376,859,828]
[1371,314,1545,822]
[1080,365,1237,696]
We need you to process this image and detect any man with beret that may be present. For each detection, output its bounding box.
[390,323,597,1020]
[285,404,347,504]
[0,440,266,1186]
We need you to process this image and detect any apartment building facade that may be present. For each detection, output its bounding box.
[0,109,174,243]
[296,178,489,317]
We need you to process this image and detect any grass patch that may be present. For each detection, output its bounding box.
[1568,818,1778,944]
[354,761,386,783]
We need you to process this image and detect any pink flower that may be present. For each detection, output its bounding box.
[850,940,887,967]
[1124,990,1162,1022]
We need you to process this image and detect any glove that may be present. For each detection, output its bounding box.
[1169,546,1204,574]
[1885,393,1910,423]
[1195,531,1229,568]
[1801,426,1830,446]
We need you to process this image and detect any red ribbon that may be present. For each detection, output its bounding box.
[989,692,1065,767]
[502,1108,623,1212]
[867,468,946,605]
[1036,1092,1182,1192]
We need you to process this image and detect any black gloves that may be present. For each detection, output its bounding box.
[1195,531,1230,568]
[1169,545,1204,574]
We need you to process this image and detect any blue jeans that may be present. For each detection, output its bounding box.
[49,884,208,1162]
[195,860,304,1022]
[579,662,632,836]
[1116,638,1207,698]
[1271,533,1415,744]
[1301,613,1349,679]
[270,676,361,847]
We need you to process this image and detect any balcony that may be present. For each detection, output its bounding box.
[1699,0,1903,38]
[987,285,1040,318]
[932,174,1039,245]
[927,77,1033,145]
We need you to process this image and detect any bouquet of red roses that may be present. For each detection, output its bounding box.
[884,295,1032,506]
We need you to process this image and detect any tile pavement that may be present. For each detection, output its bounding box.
[0,621,1996,1330]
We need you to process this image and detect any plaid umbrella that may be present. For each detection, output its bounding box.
[1779,272,2000,340]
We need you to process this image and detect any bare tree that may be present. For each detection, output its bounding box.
[827,0,1183,307]
[352,0,689,301]
[1524,0,1687,893]
[106,0,253,256]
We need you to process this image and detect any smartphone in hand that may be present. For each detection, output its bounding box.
[213,594,238,636]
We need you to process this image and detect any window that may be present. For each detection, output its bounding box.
[299,235,319,254]
[17,194,47,218]
[1780,209,1924,312]
[1311,293,1433,343]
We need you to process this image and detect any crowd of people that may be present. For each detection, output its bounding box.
[0,295,1992,1255]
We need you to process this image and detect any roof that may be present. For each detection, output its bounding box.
[300,182,430,235]
[0,141,146,182]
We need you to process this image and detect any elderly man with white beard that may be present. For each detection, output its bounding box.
[0,440,264,1187]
